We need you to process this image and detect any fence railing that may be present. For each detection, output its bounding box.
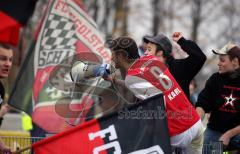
[1,136,227,154]
[1,136,44,154]
[172,141,223,154]
[202,141,223,154]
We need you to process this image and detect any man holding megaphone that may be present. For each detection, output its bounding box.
[70,61,111,82]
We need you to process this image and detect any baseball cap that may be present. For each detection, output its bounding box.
[106,36,140,59]
[143,33,172,53]
[212,43,237,55]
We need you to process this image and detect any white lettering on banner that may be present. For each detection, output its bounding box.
[88,125,165,153]
[150,66,172,91]
[168,88,182,101]
[128,145,164,154]
[89,125,117,141]
[93,141,121,154]
[39,50,72,67]
[88,125,121,154]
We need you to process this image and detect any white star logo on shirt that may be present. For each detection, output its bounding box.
[223,93,236,108]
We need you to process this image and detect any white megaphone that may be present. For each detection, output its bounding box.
[70,61,110,82]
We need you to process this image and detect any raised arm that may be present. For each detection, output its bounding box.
[172,32,206,62]
[172,32,207,81]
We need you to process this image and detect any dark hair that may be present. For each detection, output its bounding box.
[228,46,240,65]
[156,44,172,58]
[226,46,240,79]
[107,36,139,60]
[0,43,11,50]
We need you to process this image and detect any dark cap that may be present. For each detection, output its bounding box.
[106,36,140,59]
[143,33,172,53]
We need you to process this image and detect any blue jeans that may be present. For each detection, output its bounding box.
[204,127,240,151]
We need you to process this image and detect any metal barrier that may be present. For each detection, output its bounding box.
[202,141,223,154]
[0,137,228,154]
[172,141,224,154]
[1,136,44,154]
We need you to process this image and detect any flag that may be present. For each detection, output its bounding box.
[9,0,112,133]
[0,0,38,46]
[32,94,171,154]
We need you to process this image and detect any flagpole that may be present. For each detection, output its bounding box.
[65,74,102,126]
[73,77,102,125]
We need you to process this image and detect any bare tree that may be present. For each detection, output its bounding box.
[92,0,99,22]
[166,0,175,33]
[112,0,129,37]
[152,0,165,35]
[191,0,202,42]
[222,0,240,42]
[100,0,111,37]
[122,0,129,35]
[84,0,99,22]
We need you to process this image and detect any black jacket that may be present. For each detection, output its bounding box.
[166,37,206,99]
[196,72,240,133]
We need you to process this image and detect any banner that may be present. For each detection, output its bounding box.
[0,0,38,46]
[9,0,112,133]
[32,94,171,154]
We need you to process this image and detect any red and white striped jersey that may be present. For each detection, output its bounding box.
[125,55,200,137]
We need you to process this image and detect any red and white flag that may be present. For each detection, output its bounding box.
[9,0,112,133]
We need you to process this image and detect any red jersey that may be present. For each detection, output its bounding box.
[125,55,200,137]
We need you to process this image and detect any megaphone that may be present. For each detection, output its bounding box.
[70,61,110,82]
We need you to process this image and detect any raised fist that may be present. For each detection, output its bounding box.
[172,32,183,42]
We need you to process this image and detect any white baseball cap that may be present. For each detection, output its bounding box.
[212,43,237,55]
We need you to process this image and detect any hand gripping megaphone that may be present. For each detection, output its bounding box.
[70,61,110,82]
